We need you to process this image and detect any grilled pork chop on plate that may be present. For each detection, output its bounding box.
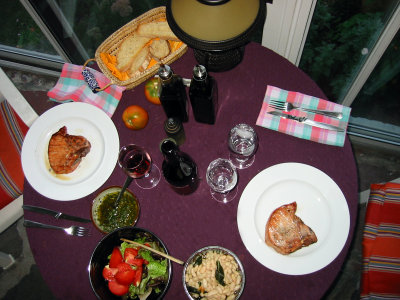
[48,126,91,174]
[265,202,317,255]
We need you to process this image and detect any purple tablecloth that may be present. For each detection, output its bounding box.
[23,42,358,300]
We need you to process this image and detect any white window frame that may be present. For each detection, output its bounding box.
[261,0,316,66]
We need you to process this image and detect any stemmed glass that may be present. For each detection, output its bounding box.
[118,144,161,190]
[228,124,258,169]
[206,158,238,203]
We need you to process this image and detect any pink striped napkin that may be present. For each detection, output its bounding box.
[47,63,126,117]
[256,85,351,147]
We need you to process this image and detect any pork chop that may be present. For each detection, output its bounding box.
[48,126,91,174]
[265,202,317,255]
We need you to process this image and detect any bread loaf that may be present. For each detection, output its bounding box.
[116,34,150,71]
[137,21,179,41]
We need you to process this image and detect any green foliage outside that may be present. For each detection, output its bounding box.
[299,0,384,102]
[0,0,56,54]
[72,0,165,57]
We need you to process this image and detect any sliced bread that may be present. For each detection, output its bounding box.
[137,21,179,41]
[128,45,151,76]
[150,39,170,59]
[116,34,150,72]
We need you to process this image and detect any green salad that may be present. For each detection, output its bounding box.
[102,233,169,299]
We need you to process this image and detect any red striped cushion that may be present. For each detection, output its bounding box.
[0,100,29,209]
[361,182,400,299]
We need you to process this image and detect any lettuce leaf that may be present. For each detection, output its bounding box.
[140,250,168,279]
[147,259,168,279]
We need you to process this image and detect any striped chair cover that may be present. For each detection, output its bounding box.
[0,100,29,209]
[361,182,400,299]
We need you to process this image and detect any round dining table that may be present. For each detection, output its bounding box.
[23,42,358,300]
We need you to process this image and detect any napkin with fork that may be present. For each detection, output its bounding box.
[256,85,351,147]
[47,63,126,117]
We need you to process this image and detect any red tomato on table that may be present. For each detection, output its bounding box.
[122,105,149,130]
[144,77,161,105]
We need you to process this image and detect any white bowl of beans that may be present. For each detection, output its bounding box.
[183,246,245,300]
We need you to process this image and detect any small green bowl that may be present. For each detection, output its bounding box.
[91,186,140,234]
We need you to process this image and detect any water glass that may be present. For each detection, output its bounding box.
[206,158,238,203]
[228,124,258,169]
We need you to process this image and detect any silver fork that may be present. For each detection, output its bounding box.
[269,100,343,119]
[23,220,90,237]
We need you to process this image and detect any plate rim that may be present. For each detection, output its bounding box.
[237,162,350,275]
[21,102,119,201]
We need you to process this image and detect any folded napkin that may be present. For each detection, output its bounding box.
[361,182,400,299]
[47,63,126,117]
[256,85,351,146]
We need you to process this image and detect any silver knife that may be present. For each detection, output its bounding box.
[22,205,91,223]
[269,110,345,132]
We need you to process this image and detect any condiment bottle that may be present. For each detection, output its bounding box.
[160,138,198,195]
[189,65,218,124]
[164,118,186,146]
[158,64,189,122]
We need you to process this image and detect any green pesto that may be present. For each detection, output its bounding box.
[97,191,138,232]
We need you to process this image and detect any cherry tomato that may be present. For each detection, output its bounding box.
[116,262,132,273]
[115,267,136,286]
[108,280,129,296]
[144,77,161,105]
[126,257,144,267]
[134,266,143,287]
[102,266,118,281]
[124,248,138,261]
[109,247,123,268]
[122,105,149,130]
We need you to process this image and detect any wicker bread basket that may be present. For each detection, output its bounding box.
[87,6,187,91]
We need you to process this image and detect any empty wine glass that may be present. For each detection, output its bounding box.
[206,158,238,203]
[118,144,161,189]
[228,124,258,169]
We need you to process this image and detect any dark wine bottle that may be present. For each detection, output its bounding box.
[189,65,218,124]
[160,138,198,195]
[158,64,189,122]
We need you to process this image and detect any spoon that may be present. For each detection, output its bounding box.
[113,176,133,209]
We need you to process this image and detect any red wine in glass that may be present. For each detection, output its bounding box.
[118,145,160,189]
[121,149,151,178]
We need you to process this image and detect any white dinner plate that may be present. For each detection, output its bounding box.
[21,102,119,201]
[237,162,350,275]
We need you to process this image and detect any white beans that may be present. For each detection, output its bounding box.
[185,250,242,300]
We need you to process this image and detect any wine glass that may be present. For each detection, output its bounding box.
[206,158,238,203]
[118,144,161,189]
[228,124,258,169]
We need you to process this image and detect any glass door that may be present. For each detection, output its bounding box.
[298,0,400,146]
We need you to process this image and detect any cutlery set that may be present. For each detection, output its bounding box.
[268,100,344,132]
[23,205,91,237]
[269,111,345,132]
